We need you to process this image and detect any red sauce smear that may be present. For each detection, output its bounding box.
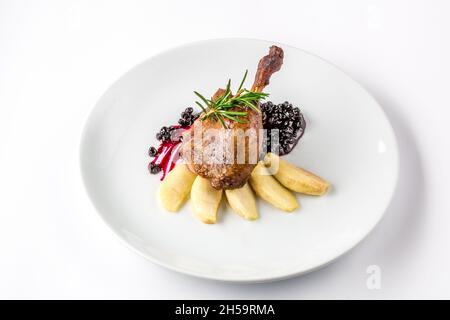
[149,125,190,180]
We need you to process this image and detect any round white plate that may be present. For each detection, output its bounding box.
[80,38,398,282]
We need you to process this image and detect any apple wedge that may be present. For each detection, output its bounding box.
[249,162,299,212]
[158,164,197,212]
[191,176,223,224]
[264,153,330,195]
[225,183,258,221]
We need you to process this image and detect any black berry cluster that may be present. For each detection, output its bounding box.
[178,107,199,127]
[148,146,157,157]
[260,101,306,156]
[155,126,177,143]
[148,162,161,174]
[149,107,200,175]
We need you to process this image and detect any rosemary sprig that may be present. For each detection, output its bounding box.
[193,70,269,128]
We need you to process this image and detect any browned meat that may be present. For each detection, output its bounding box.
[181,46,284,189]
[252,46,284,92]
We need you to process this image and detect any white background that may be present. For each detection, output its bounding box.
[1,0,449,299]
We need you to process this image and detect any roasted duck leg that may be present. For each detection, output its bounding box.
[181,46,284,190]
[252,46,284,93]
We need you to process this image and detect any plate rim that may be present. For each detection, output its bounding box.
[79,37,399,283]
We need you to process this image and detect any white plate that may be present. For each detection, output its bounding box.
[80,38,398,282]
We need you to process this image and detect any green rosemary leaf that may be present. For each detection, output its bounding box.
[221,113,247,123]
[213,113,226,128]
[194,91,211,107]
[225,79,231,93]
[195,101,208,114]
[238,99,258,110]
[237,69,248,93]
[193,71,268,126]
[218,110,248,116]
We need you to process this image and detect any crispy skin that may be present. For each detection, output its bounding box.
[252,46,284,92]
[182,101,262,189]
[181,46,284,190]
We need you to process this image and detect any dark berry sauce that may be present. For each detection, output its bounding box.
[148,108,199,180]
[149,138,183,180]
[148,102,305,179]
[260,101,306,156]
